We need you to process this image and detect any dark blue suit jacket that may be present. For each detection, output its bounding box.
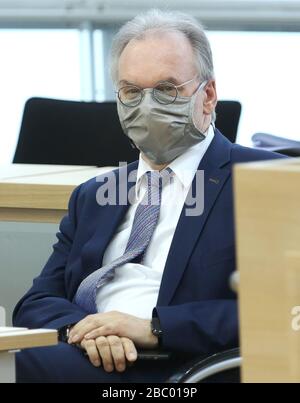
[13,130,284,355]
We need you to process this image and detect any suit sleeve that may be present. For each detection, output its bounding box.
[13,184,88,330]
[154,299,238,354]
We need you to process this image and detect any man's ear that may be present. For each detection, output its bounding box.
[203,80,217,115]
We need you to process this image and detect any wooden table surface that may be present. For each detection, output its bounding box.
[0,164,115,223]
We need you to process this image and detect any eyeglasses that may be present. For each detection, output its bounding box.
[117,76,201,107]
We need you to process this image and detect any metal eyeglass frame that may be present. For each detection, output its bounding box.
[117,76,206,107]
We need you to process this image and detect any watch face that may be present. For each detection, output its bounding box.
[151,318,162,338]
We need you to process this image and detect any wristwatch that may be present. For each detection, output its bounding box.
[58,325,73,343]
[151,317,163,347]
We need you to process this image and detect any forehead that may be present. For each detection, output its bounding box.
[118,30,197,86]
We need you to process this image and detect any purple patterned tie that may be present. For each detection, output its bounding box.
[74,168,172,313]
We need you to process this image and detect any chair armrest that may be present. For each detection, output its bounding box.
[137,350,173,361]
[166,348,241,383]
[252,133,300,148]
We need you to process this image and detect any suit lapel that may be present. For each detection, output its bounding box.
[81,162,138,274]
[157,131,233,306]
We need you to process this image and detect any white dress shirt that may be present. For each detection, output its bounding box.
[96,125,215,319]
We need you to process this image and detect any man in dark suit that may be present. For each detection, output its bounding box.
[13,9,284,382]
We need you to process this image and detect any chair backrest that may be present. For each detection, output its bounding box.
[13,98,139,166]
[215,100,242,143]
[13,97,242,166]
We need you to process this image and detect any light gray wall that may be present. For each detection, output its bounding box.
[0,222,58,326]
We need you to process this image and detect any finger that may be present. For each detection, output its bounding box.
[84,324,116,340]
[81,339,101,368]
[69,311,119,342]
[95,336,114,373]
[69,315,101,344]
[107,336,126,373]
[68,320,85,342]
[68,317,91,342]
[121,337,138,363]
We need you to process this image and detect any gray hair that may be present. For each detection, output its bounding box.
[110,9,216,121]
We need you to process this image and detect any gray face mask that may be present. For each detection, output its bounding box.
[117,81,208,165]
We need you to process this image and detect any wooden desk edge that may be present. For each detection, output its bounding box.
[0,329,58,351]
[0,207,66,223]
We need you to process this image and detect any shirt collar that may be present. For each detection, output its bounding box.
[135,154,154,200]
[135,124,215,199]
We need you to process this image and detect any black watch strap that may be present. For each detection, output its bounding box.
[58,325,72,343]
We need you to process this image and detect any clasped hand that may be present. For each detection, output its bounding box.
[67,311,158,372]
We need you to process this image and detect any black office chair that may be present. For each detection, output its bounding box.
[13,97,242,166]
[215,100,242,143]
[13,98,139,166]
[252,133,300,157]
